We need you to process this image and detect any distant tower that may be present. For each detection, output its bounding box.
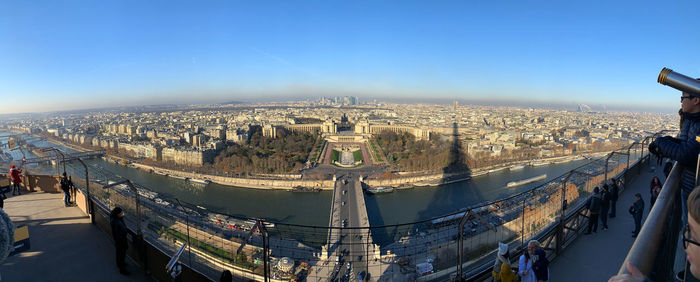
[454,101,458,112]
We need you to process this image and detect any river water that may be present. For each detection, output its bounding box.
[0,132,641,227]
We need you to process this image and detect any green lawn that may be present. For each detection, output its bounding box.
[353,150,363,163]
[331,150,340,162]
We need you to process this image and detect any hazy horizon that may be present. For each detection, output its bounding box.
[0,95,678,119]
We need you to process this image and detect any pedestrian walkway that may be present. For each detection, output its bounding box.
[0,192,152,282]
[549,162,663,282]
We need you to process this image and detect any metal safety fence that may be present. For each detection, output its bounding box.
[12,129,673,281]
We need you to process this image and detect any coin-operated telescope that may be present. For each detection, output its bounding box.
[658,67,700,95]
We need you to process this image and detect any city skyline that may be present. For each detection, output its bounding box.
[1,0,700,114]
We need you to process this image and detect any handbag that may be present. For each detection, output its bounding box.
[628,206,635,215]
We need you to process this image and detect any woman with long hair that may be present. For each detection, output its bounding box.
[650,176,662,208]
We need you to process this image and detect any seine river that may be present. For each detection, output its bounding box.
[0,132,641,227]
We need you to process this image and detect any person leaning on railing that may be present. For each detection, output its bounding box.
[609,184,700,281]
[648,87,700,225]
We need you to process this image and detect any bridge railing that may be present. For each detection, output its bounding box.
[46,130,669,282]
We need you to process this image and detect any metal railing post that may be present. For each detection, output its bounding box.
[521,194,526,245]
[125,180,143,236]
[626,143,634,172]
[70,157,92,223]
[366,227,371,280]
[175,199,192,269]
[456,210,471,281]
[557,171,574,254]
[258,220,270,282]
[641,138,647,162]
[604,153,611,183]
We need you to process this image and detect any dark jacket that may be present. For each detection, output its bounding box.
[600,190,611,208]
[632,198,644,219]
[110,215,128,247]
[60,177,71,193]
[532,249,549,281]
[610,182,619,202]
[588,193,602,214]
[654,111,700,195]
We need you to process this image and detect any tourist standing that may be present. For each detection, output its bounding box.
[609,183,700,282]
[492,242,517,282]
[518,241,538,282]
[630,193,645,238]
[110,207,130,275]
[532,248,549,282]
[648,89,700,225]
[610,179,619,218]
[9,165,22,195]
[585,187,602,234]
[60,173,72,207]
[220,270,233,282]
[651,185,661,211]
[600,185,611,230]
[649,176,662,208]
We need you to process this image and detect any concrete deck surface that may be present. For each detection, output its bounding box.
[0,192,152,282]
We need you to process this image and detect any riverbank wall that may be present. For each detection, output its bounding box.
[129,163,335,190]
[364,172,469,188]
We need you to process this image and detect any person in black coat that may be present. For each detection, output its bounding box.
[532,248,549,281]
[60,173,72,207]
[220,270,233,282]
[585,187,602,235]
[600,185,611,230]
[609,179,619,218]
[110,206,130,275]
[630,193,645,238]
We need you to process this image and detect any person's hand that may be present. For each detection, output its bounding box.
[608,262,646,282]
[648,140,660,156]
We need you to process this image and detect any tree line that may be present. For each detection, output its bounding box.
[373,131,460,172]
[210,127,316,175]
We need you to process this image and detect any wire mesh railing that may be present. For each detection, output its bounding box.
[41,130,670,281]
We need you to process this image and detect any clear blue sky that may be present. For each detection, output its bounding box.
[1,0,699,114]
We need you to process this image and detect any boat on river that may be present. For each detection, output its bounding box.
[189,178,211,185]
[530,161,549,167]
[290,186,321,192]
[169,174,189,181]
[509,164,526,170]
[506,174,547,188]
[488,167,506,173]
[365,186,394,194]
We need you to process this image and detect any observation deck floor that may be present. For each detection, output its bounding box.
[0,192,152,282]
[549,162,662,281]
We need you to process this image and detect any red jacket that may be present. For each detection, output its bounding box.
[10,168,22,184]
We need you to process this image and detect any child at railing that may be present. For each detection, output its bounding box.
[492,242,517,282]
